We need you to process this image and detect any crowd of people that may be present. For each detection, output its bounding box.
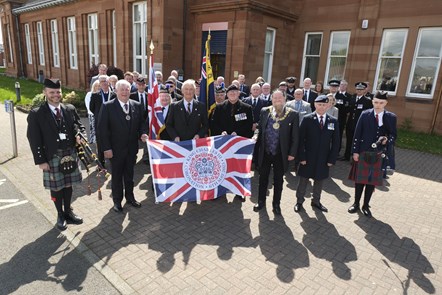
[26,63,397,231]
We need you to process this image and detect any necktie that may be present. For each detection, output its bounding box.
[376,114,379,125]
[296,100,301,111]
[187,102,191,114]
[162,107,165,113]
[252,99,256,107]
[305,90,309,101]
[55,107,61,120]
[319,116,324,130]
[124,103,128,112]
[140,93,145,109]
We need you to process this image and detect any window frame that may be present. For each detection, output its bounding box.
[36,21,45,66]
[324,31,351,86]
[373,28,408,95]
[87,13,99,66]
[24,23,32,64]
[406,27,442,99]
[262,27,276,84]
[300,32,323,86]
[133,1,148,75]
[67,17,78,69]
[50,19,60,68]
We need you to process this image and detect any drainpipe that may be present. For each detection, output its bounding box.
[14,13,24,77]
[182,0,187,78]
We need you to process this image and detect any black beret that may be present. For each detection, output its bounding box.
[159,85,169,93]
[286,76,297,83]
[226,84,239,93]
[355,82,368,90]
[315,95,329,103]
[215,85,226,93]
[44,78,61,89]
[374,91,388,100]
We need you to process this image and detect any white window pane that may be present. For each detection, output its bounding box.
[376,58,400,92]
[417,29,442,57]
[327,57,346,81]
[330,32,350,56]
[382,31,407,56]
[409,58,438,94]
[304,56,320,82]
[306,34,321,55]
[265,30,274,52]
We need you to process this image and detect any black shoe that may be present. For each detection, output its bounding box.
[235,195,246,202]
[272,204,281,215]
[57,214,67,231]
[127,200,141,208]
[113,205,123,213]
[253,202,265,212]
[348,203,360,214]
[65,211,83,224]
[362,205,372,218]
[294,203,304,213]
[311,202,328,212]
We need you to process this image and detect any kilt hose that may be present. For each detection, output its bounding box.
[43,148,82,191]
[348,151,383,186]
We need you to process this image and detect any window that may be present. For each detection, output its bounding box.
[36,21,45,65]
[88,13,99,66]
[50,19,60,67]
[300,33,322,84]
[262,28,276,84]
[67,17,78,69]
[407,27,442,98]
[112,10,117,66]
[325,31,350,83]
[133,2,148,75]
[374,29,408,94]
[24,24,32,64]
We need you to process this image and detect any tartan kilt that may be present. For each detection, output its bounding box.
[43,148,82,191]
[348,151,383,186]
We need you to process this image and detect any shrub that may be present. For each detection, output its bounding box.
[31,93,46,108]
[107,66,125,80]
[63,91,83,109]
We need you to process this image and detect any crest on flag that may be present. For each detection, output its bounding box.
[148,135,255,203]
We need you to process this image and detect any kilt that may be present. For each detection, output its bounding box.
[43,148,82,191]
[348,151,383,186]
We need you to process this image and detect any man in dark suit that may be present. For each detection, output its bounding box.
[97,80,148,212]
[333,79,351,151]
[210,84,254,139]
[157,86,172,140]
[286,76,297,99]
[341,82,373,161]
[348,91,397,217]
[294,95,340,213]
[27,79,85,230]
[242,83,267,132]
[166,79,208,142]
[89,75,116,167]
[252,90,299,215]
[130,76,150,164]
[238,74,250,99]
[260,83,272,105]
[302,78,318,107]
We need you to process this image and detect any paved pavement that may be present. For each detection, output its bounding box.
[0,170,119,295]
[1,103,441,294]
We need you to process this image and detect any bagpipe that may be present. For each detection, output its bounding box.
[75,132,110,200]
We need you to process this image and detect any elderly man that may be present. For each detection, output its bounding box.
[157,86,173,140]
[90,63,107,89]
[294,95,340,213]
[243,83,266,131]
[302,78,318,105]
[170,70,183,90]
[155,71,163,86]
[279,81,294,101]
[89,74,116,167]
[238,74,250,98]
[260,82,272,105]
[253,90,299,215]
[286,88,312,125]
[166,79,208,141]
[98,80,148,212]
[27,79,85,230]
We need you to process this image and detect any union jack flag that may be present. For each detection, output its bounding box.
[147,135,255,203]
[147,49,162,139]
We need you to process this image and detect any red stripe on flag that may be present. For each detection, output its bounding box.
[149,141,185,158]
[200,189,215,201]
[152,163,184,179]
[164,183,191,202]
[219,136,244,154]
[225,177,250,196]
[226,158,252,173]
[195,137,212,148]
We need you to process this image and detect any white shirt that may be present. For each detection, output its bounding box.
[184,99,194,112]
[375,111,384,126]
[118,99,130,112]
[316,113,327,124]
[48,103,62,117]
[162,105,169,119]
